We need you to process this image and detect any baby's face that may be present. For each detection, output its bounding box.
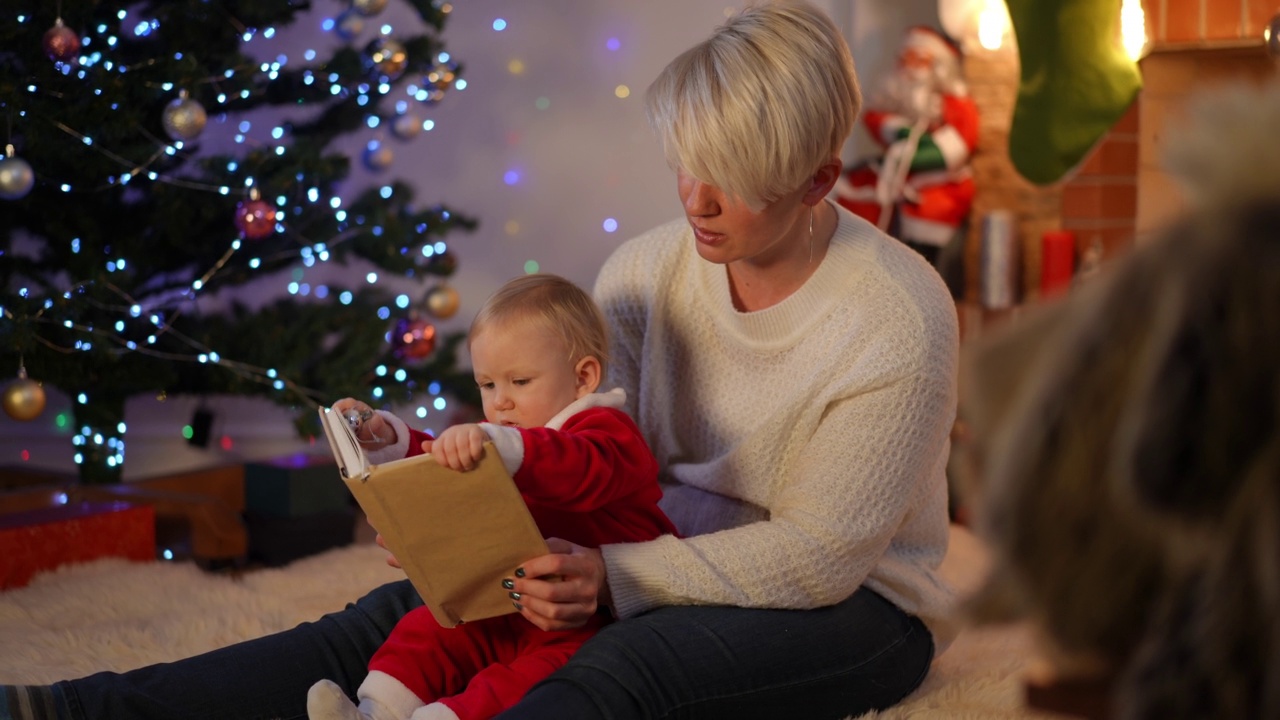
[471,319,584,429]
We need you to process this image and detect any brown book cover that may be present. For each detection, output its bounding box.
[317,406,548,627]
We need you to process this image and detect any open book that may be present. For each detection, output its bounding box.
[317,406,549,627]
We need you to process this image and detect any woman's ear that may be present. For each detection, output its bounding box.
[574,355,602,397]
[804,157,843,206]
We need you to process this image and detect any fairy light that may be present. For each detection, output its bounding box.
[6,1,475,480]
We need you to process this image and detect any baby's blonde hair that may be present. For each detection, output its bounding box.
[469,273,609,377]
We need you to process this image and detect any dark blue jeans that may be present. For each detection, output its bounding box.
[56,581,931,720]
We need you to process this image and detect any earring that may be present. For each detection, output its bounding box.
[808,206,815,265]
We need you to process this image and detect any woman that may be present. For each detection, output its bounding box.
[3,3,959,718]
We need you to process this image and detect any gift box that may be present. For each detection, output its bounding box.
[244,507,355,567]
[244,454,350,518]
[0,501,155,589]
[73,464,247,563]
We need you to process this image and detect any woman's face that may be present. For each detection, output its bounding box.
[677,169,808,269]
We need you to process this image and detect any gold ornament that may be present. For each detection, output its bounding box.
[365,37,408,81]
[162,90,208,142]
[391,112,423,140]
[425,285,461,319]
[0,145,35,200]
[3,368,46,422]
[352,0,388,17]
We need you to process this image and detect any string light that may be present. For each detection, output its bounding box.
[3,0,473,482]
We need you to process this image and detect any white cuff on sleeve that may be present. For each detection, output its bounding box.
[600,537,681,619]
[479,423,525,477]
[365,410,412,465]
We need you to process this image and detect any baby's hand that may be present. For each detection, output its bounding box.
[332,398,395,448]
[431,424,487,471]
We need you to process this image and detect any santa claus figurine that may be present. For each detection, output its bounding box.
[833,25,979,265]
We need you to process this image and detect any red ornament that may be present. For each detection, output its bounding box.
[391,317,437,360]
[43,19,81,62]
[234,198,276,240]
[426,250,457,277]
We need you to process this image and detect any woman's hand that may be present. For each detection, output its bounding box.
[332,398,397,448]
[507,538,610,631]
[373,531,402,569]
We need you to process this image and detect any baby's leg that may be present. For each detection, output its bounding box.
[308,677,416,720]
[369,609,504,703]
[438,621,595,720]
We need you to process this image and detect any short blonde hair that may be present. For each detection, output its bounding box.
[469,273,609,377]
[644,0,861,208]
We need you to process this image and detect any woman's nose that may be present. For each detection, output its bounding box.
[683,178,718,216]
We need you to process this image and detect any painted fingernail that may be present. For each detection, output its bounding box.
[512,602,523,611]
[502,579,515,589]
[515,567,526,578]
[508,591,521,600]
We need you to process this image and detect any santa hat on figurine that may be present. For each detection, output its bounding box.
[898,26,967,97]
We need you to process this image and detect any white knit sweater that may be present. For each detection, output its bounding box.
[595,204,960,651]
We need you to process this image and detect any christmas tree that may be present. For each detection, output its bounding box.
[0,0,480,484]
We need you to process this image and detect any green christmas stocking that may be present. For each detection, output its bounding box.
[1005,0,1143,185]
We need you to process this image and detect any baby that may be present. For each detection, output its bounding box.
[310,273,677,720]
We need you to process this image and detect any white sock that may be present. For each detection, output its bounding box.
[409,702,461,720]
[307,680,363,720]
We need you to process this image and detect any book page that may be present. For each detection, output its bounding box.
[317,406,367,480]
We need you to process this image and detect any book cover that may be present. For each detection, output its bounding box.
[317,406,549,627]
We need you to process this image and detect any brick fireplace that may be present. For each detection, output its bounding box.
[960,0,1276,311]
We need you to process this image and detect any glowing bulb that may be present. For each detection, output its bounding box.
[1120,0,1147,61]
[976,0,1009,51]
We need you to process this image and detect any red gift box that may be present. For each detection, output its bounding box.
[0,501,155,589]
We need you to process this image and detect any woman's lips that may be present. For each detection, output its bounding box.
[692,225,725,246]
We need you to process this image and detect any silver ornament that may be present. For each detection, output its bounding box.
[334,11,364,41]
[352,0,388,17]
[365,37,408,80]
[0,148,35,200]
[363,141,394,171]
[162,92,207,142]
[344,407,374,431]
[391,112,423,140]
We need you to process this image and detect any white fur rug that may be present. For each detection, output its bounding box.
[0,528,1045,718]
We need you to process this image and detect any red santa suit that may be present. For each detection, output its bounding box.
[363,388,677,720]
[834,26,979,260]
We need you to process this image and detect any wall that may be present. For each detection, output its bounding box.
[1136,0,1277,237]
